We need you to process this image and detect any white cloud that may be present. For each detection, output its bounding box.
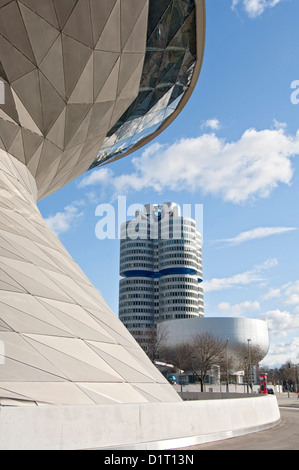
[283,280,299,306]
[261,337,299,367]
[202,258,277,292]
[201,118,221,131]
[262,287,281,300]
[217,300,261,316]
[260,309,299,337]
[45,204,84,237]
[79,126,299,204]
[273,118,287,130]
[232,0,284,18]
[218,227,297,245]
[231,0,240,12]
[78,167,113,188]
[261,280,299,307]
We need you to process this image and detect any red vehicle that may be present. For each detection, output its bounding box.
[259,373,268,394]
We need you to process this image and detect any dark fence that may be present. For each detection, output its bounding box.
[179,392,261,400]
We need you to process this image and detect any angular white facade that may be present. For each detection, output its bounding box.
[0,0,206,406]
[0,149,181,405]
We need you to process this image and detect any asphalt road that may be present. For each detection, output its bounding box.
[182,404,299,450]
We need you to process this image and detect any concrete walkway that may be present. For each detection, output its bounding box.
[276,392,299,408]
[180,407,299,450]
[179,393,299,450]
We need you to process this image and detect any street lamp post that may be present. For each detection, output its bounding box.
[244,356,249,393]
[179,369,184,393]
[226,339,229,393]
[247,339,252,392]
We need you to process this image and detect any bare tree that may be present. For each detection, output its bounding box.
[190,333,227,391]
[217,350,235,388]
[261,361,299,392]
[165,341,194,373]
[281,361,299,392]
[234,342,265,392]
[146,323,169,363]
[165,332,226,392]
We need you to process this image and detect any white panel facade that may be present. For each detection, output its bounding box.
[0,0,206,407]
[0,149,181,405]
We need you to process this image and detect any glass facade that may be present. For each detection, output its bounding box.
[90,0,197,169]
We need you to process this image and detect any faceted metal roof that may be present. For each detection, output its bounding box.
[0,0,205,200]
[0,0,149,199]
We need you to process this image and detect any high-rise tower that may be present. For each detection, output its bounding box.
[119,203,204,352]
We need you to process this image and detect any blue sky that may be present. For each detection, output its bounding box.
[38,0,299,368]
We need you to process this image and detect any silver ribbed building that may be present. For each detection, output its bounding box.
[119,202,204,351]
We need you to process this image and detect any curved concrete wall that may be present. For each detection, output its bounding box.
[0,396,280,450]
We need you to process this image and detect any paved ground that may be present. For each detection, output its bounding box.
[275,392,299,409]
[181,394,299,451]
